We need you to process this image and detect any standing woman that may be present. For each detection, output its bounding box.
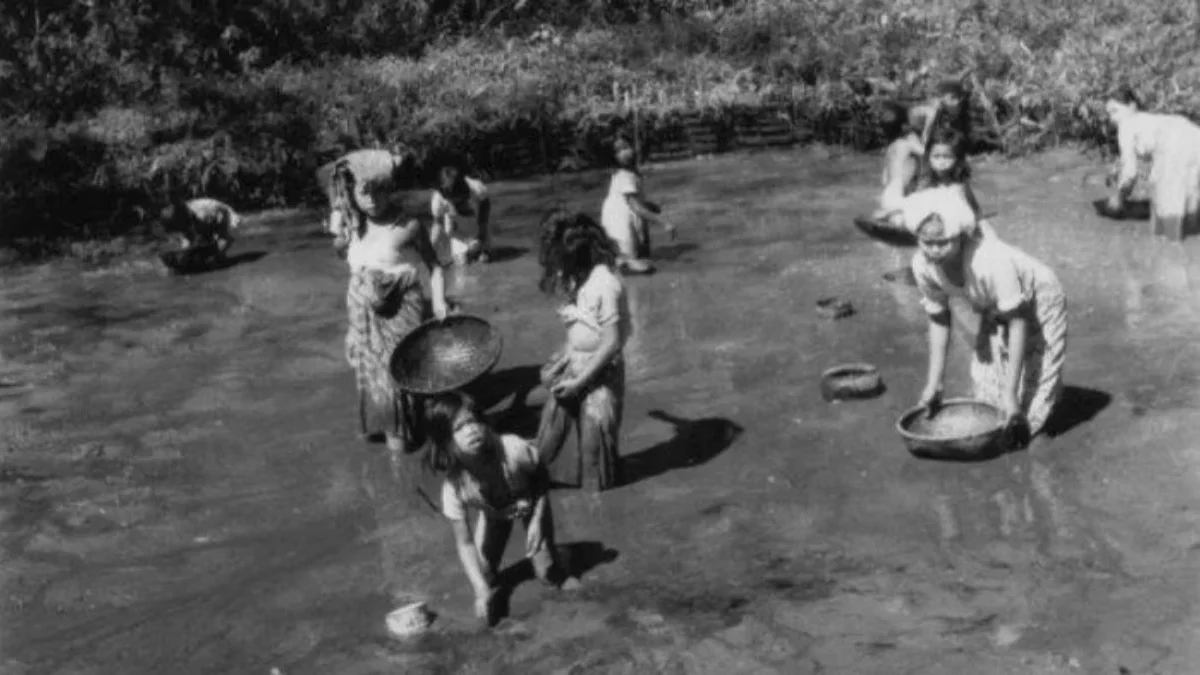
[909,78,972,152]
[427,151,493,265]
[1105,86,1200,240]
[332,150,450,455]
[904,187,1067,443]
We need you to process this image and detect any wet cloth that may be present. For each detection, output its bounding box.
[535,265,631,491]
[601,169,650,260]
[1115,111,1200,239]
[441,434,557,577]
[912,235,1067,434]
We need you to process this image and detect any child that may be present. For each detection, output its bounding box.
[428,152,493,264]
[916,128,997,238]
[600,137,677,275]
[332,150,450,456]
[159,197,241,255]
[873,100,925,225]
[424,391,579,626]
[535,209,630,492]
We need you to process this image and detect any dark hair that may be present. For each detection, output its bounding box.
[422,390,485,474]
[1109,84,1143,110]
[422,150,469,192]
[537,209,618,296]
[879,100,911,141]
[924,127,972,185]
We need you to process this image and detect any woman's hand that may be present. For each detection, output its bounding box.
[540,355,569,386]
[551,376,586,400]
[918,383,943,418]
[1001,391,1021,423]
[1105,193,1124,215]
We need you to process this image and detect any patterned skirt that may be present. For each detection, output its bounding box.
[345,268,429,439]
[970,287,1068,436]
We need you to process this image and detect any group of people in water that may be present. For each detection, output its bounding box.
[149,76,1197,627]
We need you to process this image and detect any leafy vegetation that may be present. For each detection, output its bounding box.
[2,0,1197,257]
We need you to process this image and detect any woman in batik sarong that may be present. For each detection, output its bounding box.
[535,209,630,492]
[1105,86,1200,240]
[333,150,450,455]
[905,187,1067,444]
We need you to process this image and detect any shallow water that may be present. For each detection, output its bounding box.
[2,148,1200,674]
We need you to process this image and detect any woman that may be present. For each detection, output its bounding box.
[904,187,1067,442]
[1105,86,1200,241]
[908,78,972,153]
[535,209,630,492]
[427,151,492,265]
[332,150,450,455]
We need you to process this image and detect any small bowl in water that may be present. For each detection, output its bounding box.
[816,296,855,320]
[896,398,1008,460]
[820,363,884,401]
[386,601,436,638]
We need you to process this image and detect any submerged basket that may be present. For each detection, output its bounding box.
[389,315,504,395]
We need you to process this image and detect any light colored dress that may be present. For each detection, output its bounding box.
[1115,111,1200,240]
[912,235,1067,434]
[601,169,648,260]
[536,264,631,491]
[441,434,558,578]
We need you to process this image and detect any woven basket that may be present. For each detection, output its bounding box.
[896,398,1007,460]
[853,215,917,248]
[390,315,504,395]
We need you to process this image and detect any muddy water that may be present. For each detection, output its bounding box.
[3,148,1200,674]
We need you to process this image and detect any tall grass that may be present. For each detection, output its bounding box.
[3,0,1198,257]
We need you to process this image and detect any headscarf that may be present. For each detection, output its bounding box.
[900,185,979,238]
[329,149,416,238]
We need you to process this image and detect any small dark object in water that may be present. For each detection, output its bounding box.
[820,363,885,402]
[160,244,224,275]
[816,296,854,320]
[390,315,504,395]
[853,215,917,248]
[896,398,1008,460]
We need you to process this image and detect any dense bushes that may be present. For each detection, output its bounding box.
[2,0,1198,256]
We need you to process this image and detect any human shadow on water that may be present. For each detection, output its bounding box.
[1093,198,1151,221]
[462,365,544,438]
[1043,385,1111,437]
[620,410,744,486]
[653,242,700,263]
[490,541,619,622]
[482,245,527,264]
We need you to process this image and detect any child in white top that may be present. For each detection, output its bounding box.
[424,392,579,627]
[600,138,677,275]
